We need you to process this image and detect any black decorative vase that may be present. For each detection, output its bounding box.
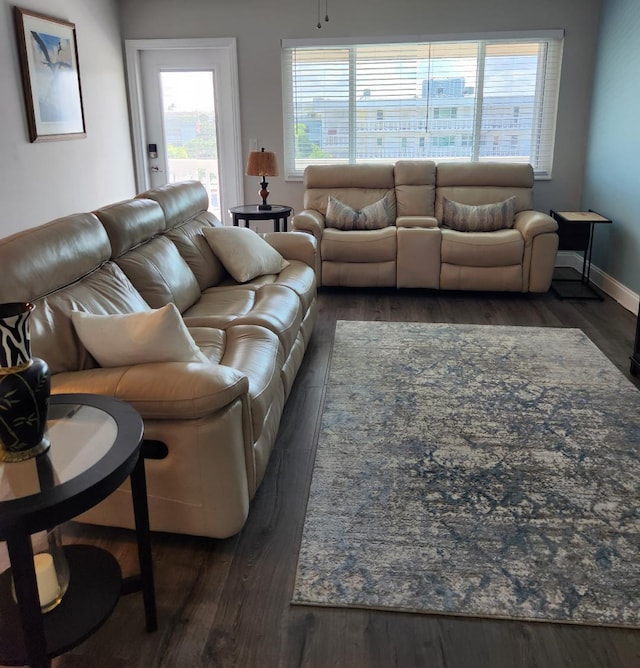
[0,302,50,462]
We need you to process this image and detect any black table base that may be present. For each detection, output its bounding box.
[0,545,121,665]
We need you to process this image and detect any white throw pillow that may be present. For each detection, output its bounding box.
[71,303,209,367]
[202,226,289,283]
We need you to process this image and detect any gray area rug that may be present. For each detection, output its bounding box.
[292,322,640,627]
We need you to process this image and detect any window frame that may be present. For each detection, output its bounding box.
[281,30,564,181]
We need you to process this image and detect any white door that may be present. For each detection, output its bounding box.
[126,39,243,223]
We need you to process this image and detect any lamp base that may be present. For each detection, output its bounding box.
[258,178,272,211]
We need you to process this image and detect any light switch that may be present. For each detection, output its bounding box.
[249,138,258,152]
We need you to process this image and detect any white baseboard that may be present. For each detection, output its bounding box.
[555,252,639,315]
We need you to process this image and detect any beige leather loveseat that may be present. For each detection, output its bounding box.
[292,161,558,292]
[0,181,317,538]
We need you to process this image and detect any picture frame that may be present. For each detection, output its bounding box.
[14,7,86,142]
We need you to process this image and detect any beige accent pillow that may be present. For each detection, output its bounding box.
[442,196,517,232]
[325,192,397,230]
[202,226,289,282]
[71,303,208,367]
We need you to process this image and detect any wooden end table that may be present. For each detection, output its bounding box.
[550,209,611,300]
[229,204,292,232]
[0,394,156,667]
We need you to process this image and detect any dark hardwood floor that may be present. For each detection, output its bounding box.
[48,288,640,667]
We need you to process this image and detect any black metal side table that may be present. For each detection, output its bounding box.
[550,209,612,300]
[0,393,156,668]
[229,204,293,232]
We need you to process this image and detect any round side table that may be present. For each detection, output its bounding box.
[229,204,292,232]
[0,393,156,668]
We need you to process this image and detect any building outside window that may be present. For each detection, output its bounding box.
[282,31,563,179]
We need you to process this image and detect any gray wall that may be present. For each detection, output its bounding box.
[583,0,640,294]
[0,0,605,254]
[118,0,603,220]
[0,0,135,237]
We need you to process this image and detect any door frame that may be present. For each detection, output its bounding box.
[124,37,244,213]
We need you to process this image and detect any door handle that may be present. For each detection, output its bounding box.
[150,165,163,173]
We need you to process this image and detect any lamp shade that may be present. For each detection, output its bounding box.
[246,148,279,177]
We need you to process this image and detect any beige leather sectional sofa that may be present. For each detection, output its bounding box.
[292,161,559,292]
[0,181,317,539]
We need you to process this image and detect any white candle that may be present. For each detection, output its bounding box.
[33,552,60,608]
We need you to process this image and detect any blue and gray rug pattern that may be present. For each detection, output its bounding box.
[293,322,640,627]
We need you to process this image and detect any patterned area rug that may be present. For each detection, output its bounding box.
[292,322,640,627]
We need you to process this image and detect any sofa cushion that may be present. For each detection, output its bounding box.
[183,284,302,359]
[322,226,397,263]
[95,198,166,258]
[441,228,524,267]
[115,235,202,312]
[303,164,395,216]
[325,192,396,230]
[29,262,150,375]
[137,180,211,229]
[202,226,289,283]
[165,219,228,290]
[0,212,111,305]
[135,181,229,290]
[442,196,517,232]
[394,160,437,217]
[71,303,209,367]
[304,163,395,190]
[437,162,534,188]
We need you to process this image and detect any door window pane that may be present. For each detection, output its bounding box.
[160,71,220,219]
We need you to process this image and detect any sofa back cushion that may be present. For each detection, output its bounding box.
[95,193,203,312]
[303,164,395,215]
[0,211,151,374]
[137,179,210,229]
[95,198,166,257]
[115,236,202,312]
[165,215,228,290]
[32,263,151,374]
[0,213,111,304]
[140,180,229,290]
[394,160,437,217]
[435,162,534,222]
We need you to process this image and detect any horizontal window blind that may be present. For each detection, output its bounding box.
[282,33,563,179]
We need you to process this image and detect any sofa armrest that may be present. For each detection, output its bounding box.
[261,231,318,269]
[396,216,440,229]
[51,362,249,420]
[514,210,558,243]
[291,209,325,241]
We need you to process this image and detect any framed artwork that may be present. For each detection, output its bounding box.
[14,7,86,142]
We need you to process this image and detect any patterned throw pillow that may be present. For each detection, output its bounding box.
[325,192,397,230]
[441,196,517,232]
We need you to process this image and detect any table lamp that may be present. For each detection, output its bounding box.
[246,148,279,210]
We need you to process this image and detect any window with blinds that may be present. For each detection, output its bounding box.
[281,32,564,179]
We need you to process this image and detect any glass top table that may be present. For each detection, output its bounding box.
[0,393,156,667]
[1,402,116,505]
